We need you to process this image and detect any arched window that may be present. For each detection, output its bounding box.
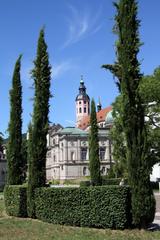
[84,107,86,113]
[71,152,75,161]
[79,107,82,113]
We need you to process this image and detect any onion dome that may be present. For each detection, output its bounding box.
[75,76,90,101]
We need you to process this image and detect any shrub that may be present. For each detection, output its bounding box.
[4,185,27,217]
[151,181,159,190]
[102,178,121,185]
[80,178,122,187]
[80,181,91,187]
[0,184,5,192]
[35,186,131,229]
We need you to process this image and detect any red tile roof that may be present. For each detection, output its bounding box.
[78,106,112,130]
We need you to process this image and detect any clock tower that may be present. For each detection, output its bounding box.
[75,76,90,127]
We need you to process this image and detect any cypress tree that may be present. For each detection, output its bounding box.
[7,55,23,185]
[27,123,34,216]
[27,29,51,217]
[0,133,3,158]
[89,99,101,186]
[103,0,155,228]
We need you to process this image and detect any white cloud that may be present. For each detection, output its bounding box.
[65,119,76,126]
[52,60,73,79]
[62,5,103,49]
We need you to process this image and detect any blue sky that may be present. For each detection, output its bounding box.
[0,0,160,136]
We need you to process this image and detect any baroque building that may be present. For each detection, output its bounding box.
[46,78,114,181]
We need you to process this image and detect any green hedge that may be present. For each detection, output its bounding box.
[4,185,27,217]
[35,186,131,229]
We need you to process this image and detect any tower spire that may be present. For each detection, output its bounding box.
[75,76,90,127]
[97,97,102,112]
[80,75,84,83]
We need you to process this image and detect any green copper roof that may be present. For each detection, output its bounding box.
[105,110,113,125]
[58,127,88,136]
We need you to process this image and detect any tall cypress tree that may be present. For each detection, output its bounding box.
[27,29,51,217]
[0,133,3,157]
[7,55,23,185]
[89,99,101,186]
[103,0,155,228]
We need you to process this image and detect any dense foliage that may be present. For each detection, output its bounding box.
[35,186,131,229]
[89,99,101,185]
[21,136,28,183]
[4,185,27,217]
[0,133,3,158]
[111,67,160,178]
[103,0,155,228]
[27,29,51,218]
[110,95,127,178]
[7,56,23,185]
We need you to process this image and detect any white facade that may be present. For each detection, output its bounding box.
[46,126,113,181]
[150,163,160,182]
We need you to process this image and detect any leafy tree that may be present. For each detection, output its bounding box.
[140,67,160,104]
[7,55,23,185]
[103,0,155,228]
[111,68,160,178]
[110,95,127,178]
[27,29,51,217]
[140,68,160,165]
[89,99,101,186]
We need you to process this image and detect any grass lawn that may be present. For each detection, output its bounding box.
[0,194,160,240]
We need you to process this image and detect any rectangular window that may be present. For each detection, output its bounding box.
[99,147,106,161]
[81,148,87,160]
[53,155,56,162]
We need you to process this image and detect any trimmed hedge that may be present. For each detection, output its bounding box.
[4,185,27,217]
[35,186,131,229]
